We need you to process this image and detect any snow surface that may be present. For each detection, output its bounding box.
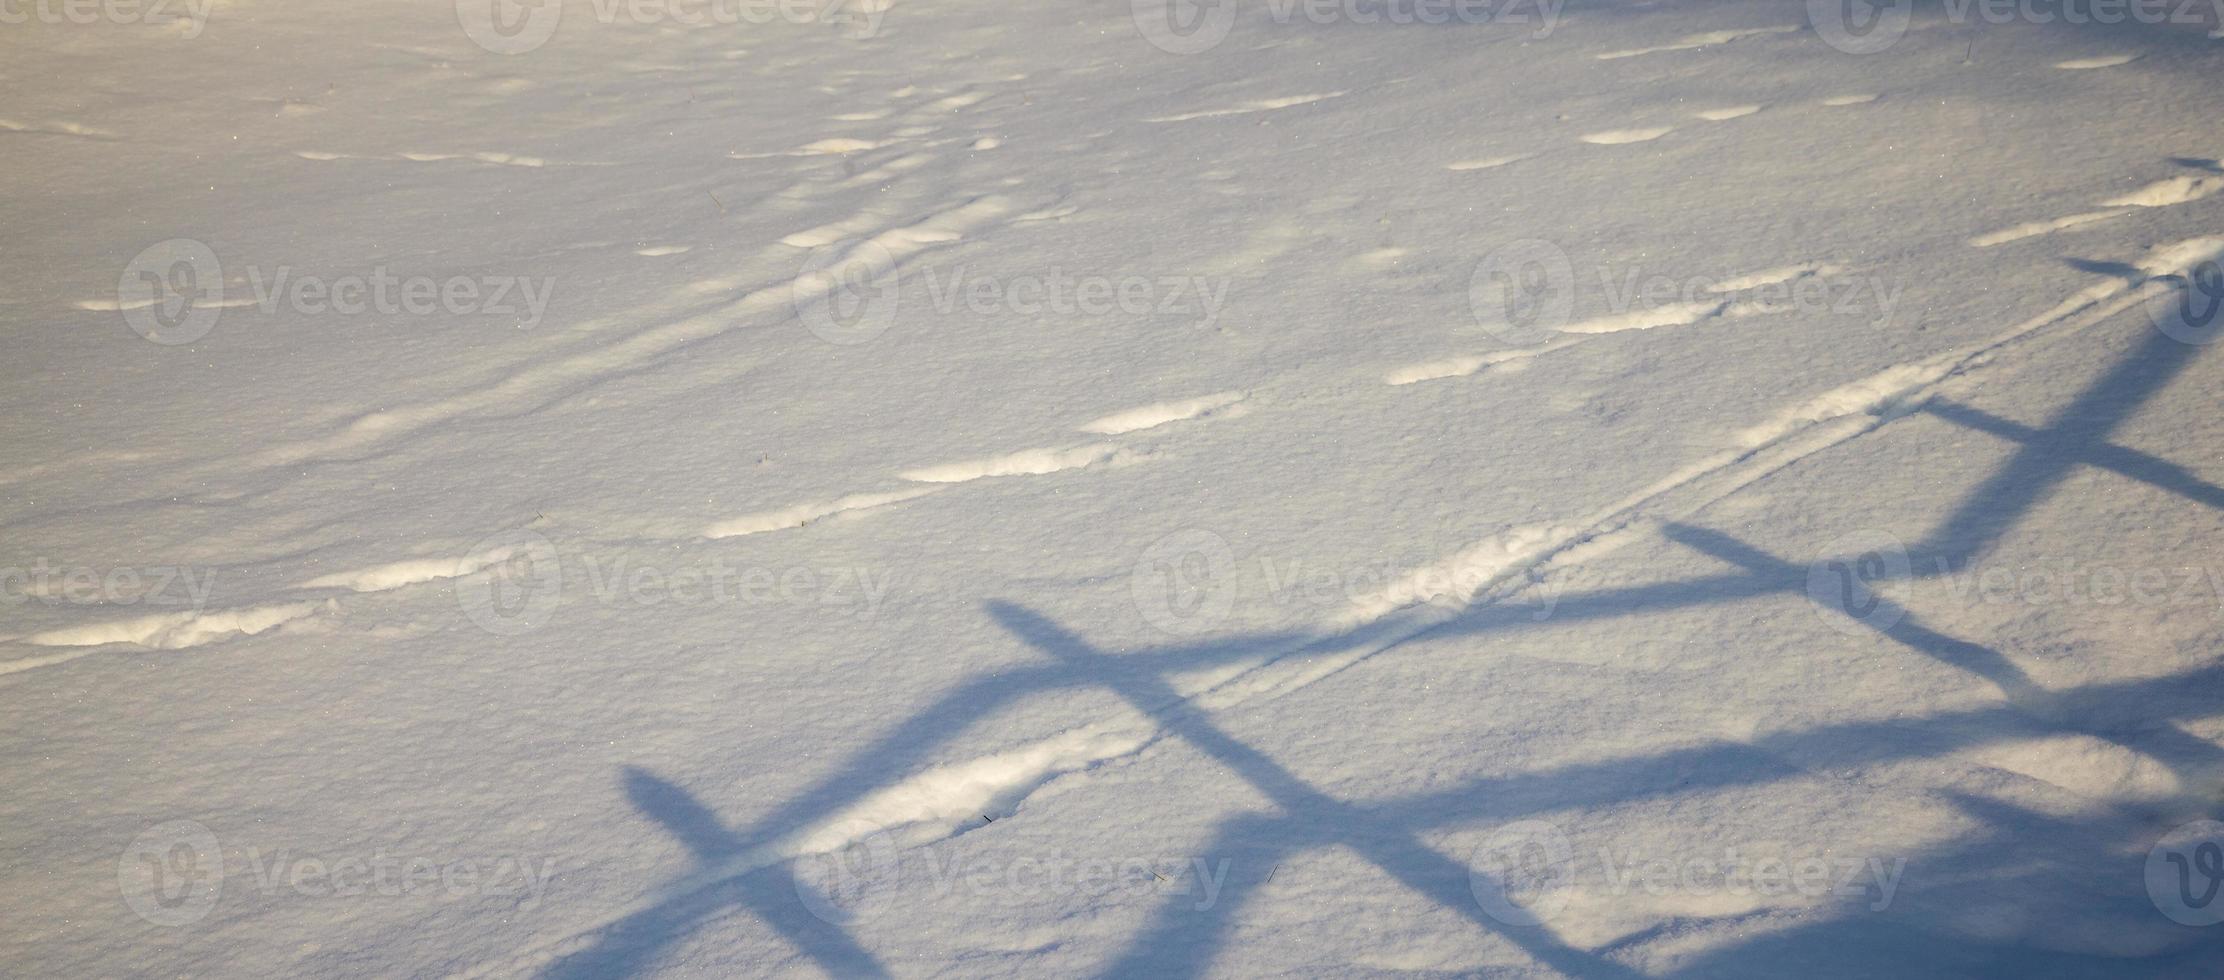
[6,0,2224,976]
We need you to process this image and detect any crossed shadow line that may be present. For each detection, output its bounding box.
[1059,293,2224,972]
[1423,321,2224,806]
[571,277,2223,976]
[986,600,1649,978]
[990,606,2224,978]
[1656,787,2224,978]
[538,767,892,979]
[537,624,1366,977]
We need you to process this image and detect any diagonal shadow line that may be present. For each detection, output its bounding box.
[1001,600,2224,975]
[1374,657,2224,833]
[567,281,2222,974]
[1659,524,2049,707]
[1091,812,1283,978]
[1662,790,2224,978]
[1423,287,2220,654]
[985,600,1650,980]
[1075,309,2224,967]
[539,768,890,980]
[1418,557,2224,811]
[540,630,1321,978]
[1659,522,2224,806]
[722,627,1320,864]
[1918,326,2209,560]
[1924,400,2224,512]
[1417,316,2224,800]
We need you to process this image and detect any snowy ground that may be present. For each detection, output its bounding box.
[7,0,2224,975]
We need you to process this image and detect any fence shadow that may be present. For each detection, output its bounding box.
[554,262,2224,975]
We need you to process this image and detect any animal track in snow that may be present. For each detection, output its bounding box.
[1969,172,2224,247]
[4,602,319,664]
[1579,127,1672,145]
[0,118,115,139]
[1694,105,1762,121]
[296,149,564,168]
[1383,262,1840,383]
[297,538,547,593]
[728,138,898,160]
[1078,391,1247,434]
[706,487,944,539]
[1446,154,1534,171]
[900,443,1126,483]
[75,296,256,313]
[2056,54,2139,69]
[926,91,992,112]
[1385,345,1569,385]
[244,195,1027,470]
[1595,25,1798,60]
[1711,261,1843,291]
[705,390,1241,539]
[781,211,890,248]
[2100,173,2224,207]
[1557,298,1727,333]
[1970,211,2130,247]
[1145,92,1346,123]
[1819,93,1879,106]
